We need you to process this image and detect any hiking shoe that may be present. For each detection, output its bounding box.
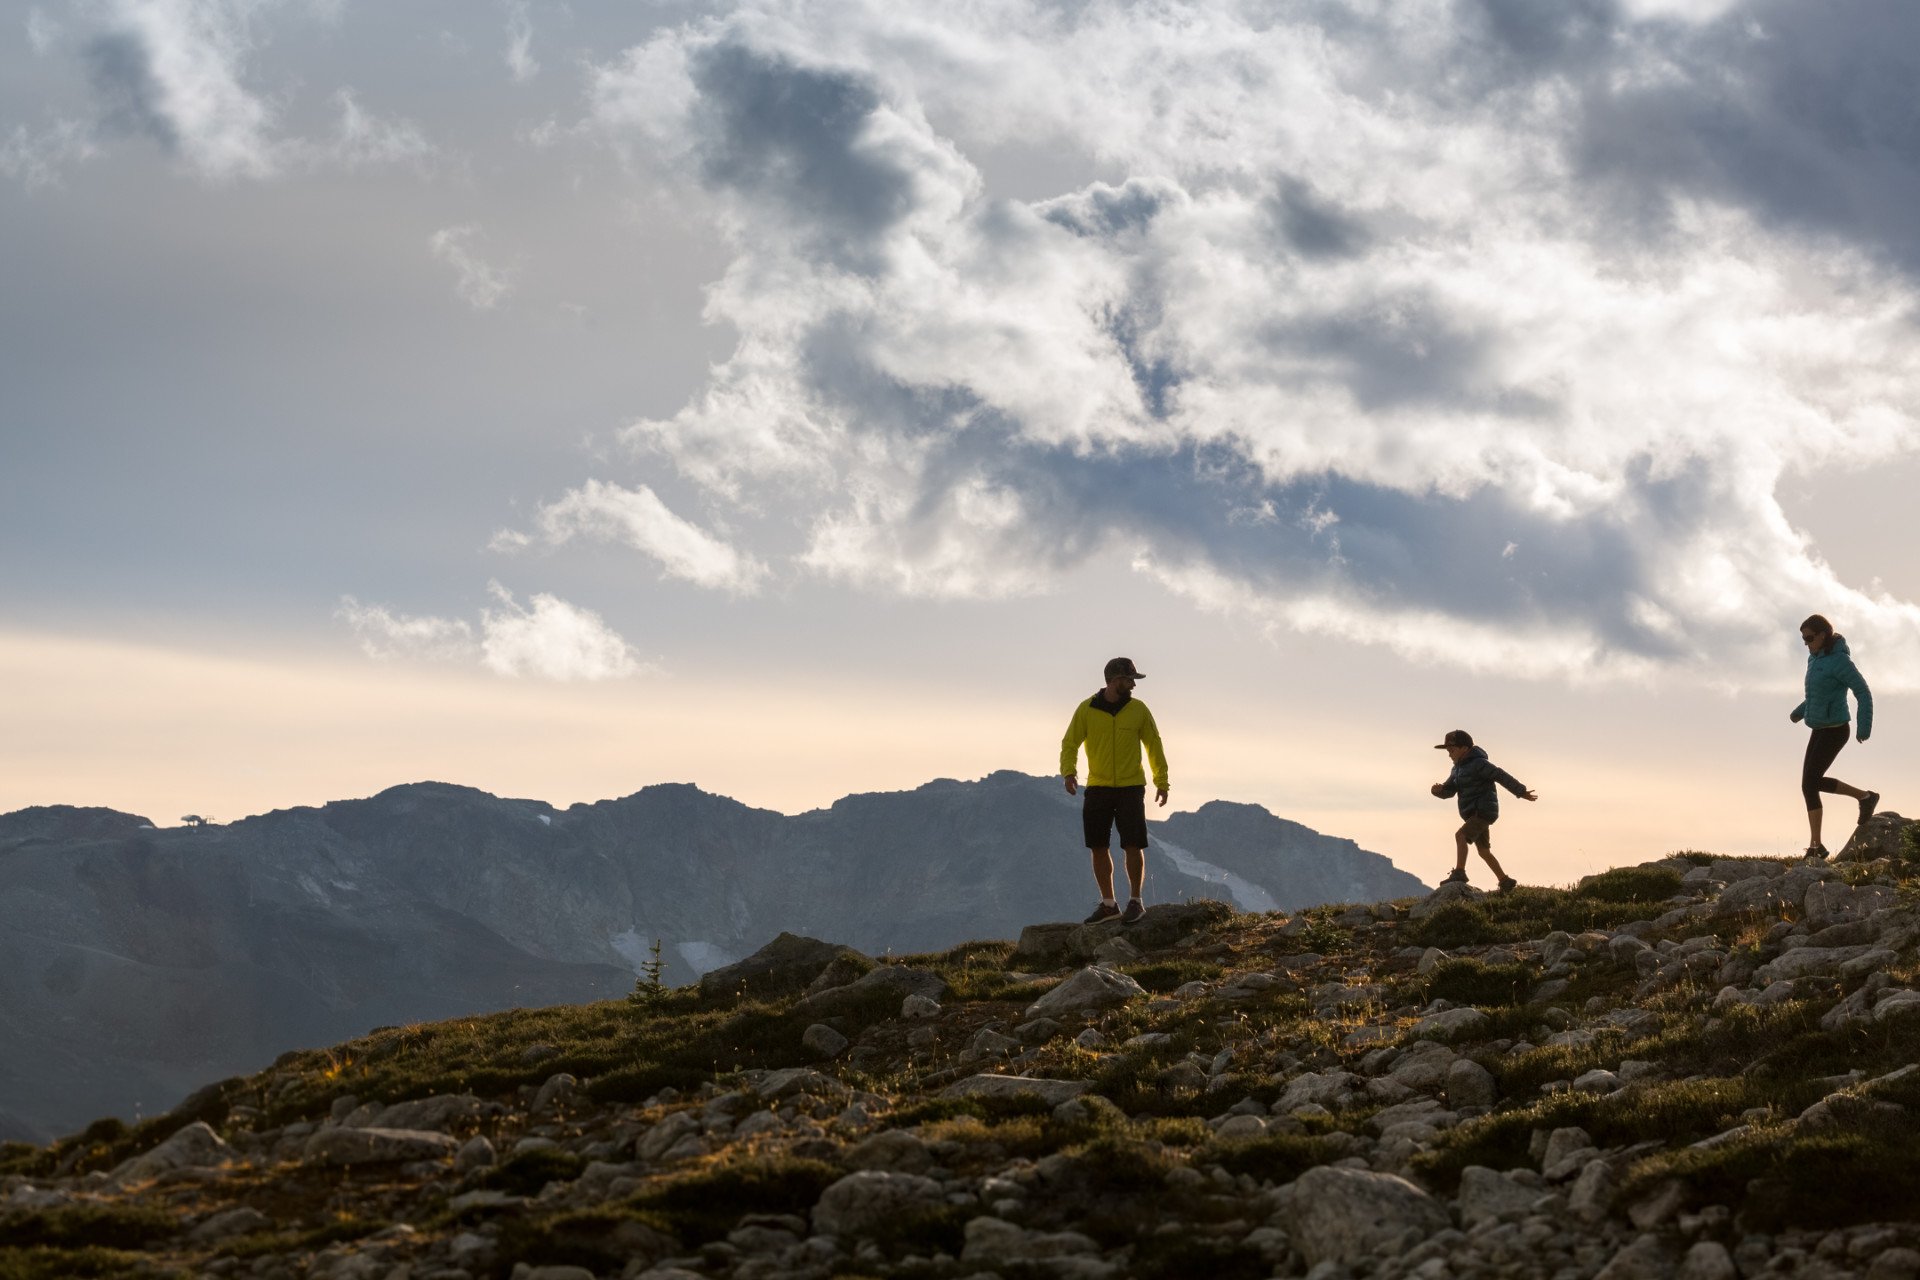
[1083,901,1121,924]
[1861,792,1881,824]
[1441,868,1469,885]
[1120,898,1146,925]
[1497,876,1518,895]
[1805,844,1830,862]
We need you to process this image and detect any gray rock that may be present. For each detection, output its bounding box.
[1276,1070,1361,1112]
[1596,1234,1671,1280]
[1417,947,1448,974]
[1839,811,1915,863]
[900,994,941,1018]
[845,1129,933,1174]
[944,1075,1090,1106]
[1679,1240,1738,1280]
[531,1073,577,1114]
[799,965,949,1017]
[970,1028,1020,1057]
[812,1169,946,1236]
[510,1266,597,1280]
[305,1127,460,1166]
[1868,1247,1920,1280]
[1024,966,1147,1019]
[1754,944,1874,983]
[454,1134,496,1172]
[638,1112,702,1160]
[188,1205,272,1242]
[1409,882,1483,918]
[1412,1007,1489,1040]
[1445,1059,1497,1109]
[1805,882,1897,930]
[698,933,868,1002]
[376,1093,487,1132]
[1274,1165,1451,1266]
[1456,1166,1540,1227]
[1567,1159,1616,1223]
[803,1024,850,1059]
[749,1067,850,1101]
[109,1121,233,1183]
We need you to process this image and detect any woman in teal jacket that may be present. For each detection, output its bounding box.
[1791,614,1877,860]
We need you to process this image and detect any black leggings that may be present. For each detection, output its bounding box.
[1802,725,1849,809]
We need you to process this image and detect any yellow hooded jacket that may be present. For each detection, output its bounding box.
[1059,692,1169,790]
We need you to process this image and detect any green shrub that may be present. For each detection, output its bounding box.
[1124,959,1225,993]
[627,1157,840,1243]
[479,1147,585,1196]
[1205,1133,1339,1185]
[0,1247,149,1280]
[0,1205,174,1250]
[1421,958,1533,1008]
[1574,865,1683,904]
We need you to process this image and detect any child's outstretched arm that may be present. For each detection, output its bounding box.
[1494,767,1537,802]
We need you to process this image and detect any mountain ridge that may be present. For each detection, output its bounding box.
[0,771,1419,1140]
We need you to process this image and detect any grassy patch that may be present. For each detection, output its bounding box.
[0,1247,153,1280]
[1124,959,1226,993]
[1205,1132,1341,1185]
[1418,958,1535,1008]
[495,1206,678,1275]
[1406,885,1680,950]
[0,1204,175,1250]
[477,1147,586,1196]
[1574,865,1684,904]
[626,1156,840,1243]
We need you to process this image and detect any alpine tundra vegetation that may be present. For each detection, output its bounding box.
[6,814,1920,1280]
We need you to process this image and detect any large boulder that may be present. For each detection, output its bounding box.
[698,933,869,1002]
[1839,811,1915,862]
[1011,901,1232,966]
[797,965,948,1017]
[1272,1166,1452,1266]
[305,1127,461,1166]
[1023,967,1147,1019]
[812,1170,947,1237]
[943,1075,1090,1106]
[109,1121,233,1184]
[1803,881,1896,930]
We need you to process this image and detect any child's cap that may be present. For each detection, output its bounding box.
[1433,729,1473,749]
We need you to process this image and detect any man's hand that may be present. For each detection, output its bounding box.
[1063,775,1078,796]
[1523,789,1539,802]
[1429,783,1446,797]
[1155,787,1168,807]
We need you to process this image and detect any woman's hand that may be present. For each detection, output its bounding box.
[1790,708,1804,723]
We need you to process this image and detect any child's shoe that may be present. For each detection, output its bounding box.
[1441,868,1468,885]
[1497,876,1518,894]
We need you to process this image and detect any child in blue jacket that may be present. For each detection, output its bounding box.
[1431,729,1537,893]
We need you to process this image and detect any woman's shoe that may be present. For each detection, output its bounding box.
[1805,844,1830,862]
[1861,792,1880,824]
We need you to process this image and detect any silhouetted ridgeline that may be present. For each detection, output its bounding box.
[0,771,1418,1139]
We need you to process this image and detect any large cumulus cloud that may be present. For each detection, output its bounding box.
[559,0,1920,681]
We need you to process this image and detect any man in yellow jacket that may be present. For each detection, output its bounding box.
[1060,657,1170,924]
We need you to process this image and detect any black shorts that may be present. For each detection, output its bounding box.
[1083,785,1149,849]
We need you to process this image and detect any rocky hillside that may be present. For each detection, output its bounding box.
[13,819,1915,1280]
[0,773,1417,1140]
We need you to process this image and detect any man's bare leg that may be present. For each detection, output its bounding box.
[1090,847,1116,901]
[1123,847,1145,900]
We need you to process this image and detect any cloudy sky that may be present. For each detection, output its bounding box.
[5,0,1919,882]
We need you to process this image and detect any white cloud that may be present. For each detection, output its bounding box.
[0,119,97,189]
[336,596,477,662]
[478,582,644,680]
[337,587,645,681]
[580,0,1920,684]
[500,479,770,594]
[504,0,538,83]
[26,8,60,54]
[86,0,280,181]
[429,225,515,309]
[320,89,434,169]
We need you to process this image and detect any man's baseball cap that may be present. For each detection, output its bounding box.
[1434,729,1473,750]
[1104,657,1146,680]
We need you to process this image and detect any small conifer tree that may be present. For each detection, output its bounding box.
[629,938,668,1009]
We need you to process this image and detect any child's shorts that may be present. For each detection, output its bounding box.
[1457,814,1497,850]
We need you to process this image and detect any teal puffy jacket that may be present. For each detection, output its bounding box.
[1792,635,1873,740]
